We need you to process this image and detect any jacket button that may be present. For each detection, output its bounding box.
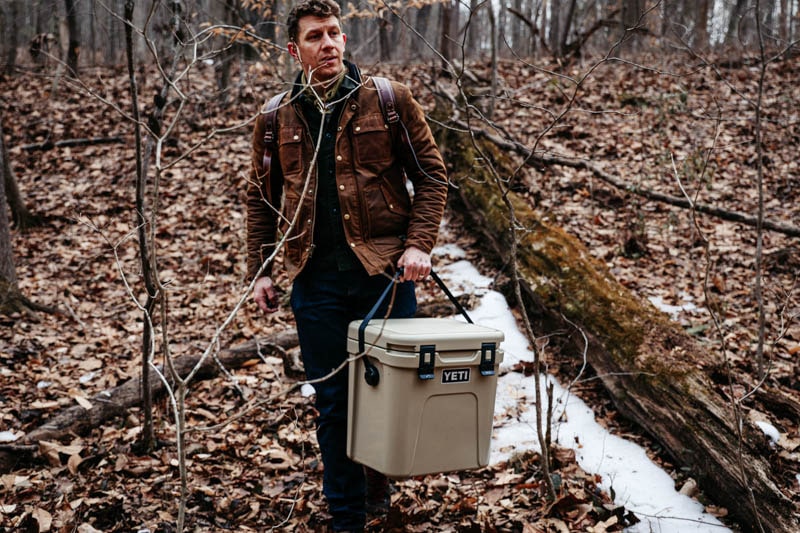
[389,204,394,209]
[350,104,357,110]
[344,213,350,220]
[384,124,389,129]
[336,155,342,161]
[337,126,342,131]
[293,134,299,140]
[355,126,361,132]
[339,184,345,191]
[350,242,356,248]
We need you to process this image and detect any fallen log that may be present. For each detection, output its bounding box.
[438,123,799,533]
[0,330,298,473]
[453,119,800,238]
[20,135,124,152]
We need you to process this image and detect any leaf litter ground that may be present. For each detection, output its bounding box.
[1,53,799,532]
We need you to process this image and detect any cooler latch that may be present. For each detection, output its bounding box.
[480,342,497,376]
[418,344,436,380]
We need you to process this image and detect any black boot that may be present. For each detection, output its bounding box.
[364,466,391,517]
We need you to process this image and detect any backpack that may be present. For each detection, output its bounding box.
[261,76,399,174]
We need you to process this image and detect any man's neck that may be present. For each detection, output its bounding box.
[308,67,345,90]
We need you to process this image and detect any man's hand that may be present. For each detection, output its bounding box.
[398,246,432,282]
[254,276,279,313]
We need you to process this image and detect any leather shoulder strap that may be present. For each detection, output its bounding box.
[372,76,399,125]
[263,91,286,144]
[261,91,287,171]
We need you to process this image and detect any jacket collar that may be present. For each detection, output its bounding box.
[291,60,361,101]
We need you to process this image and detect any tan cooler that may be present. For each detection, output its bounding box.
[346,317,504,479]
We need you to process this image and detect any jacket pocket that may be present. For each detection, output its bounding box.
[379,177,411,218]
[278,126,304,175]
[363,178,409,239]
[352,113,393,169]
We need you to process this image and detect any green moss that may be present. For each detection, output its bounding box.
[438,125,692,384]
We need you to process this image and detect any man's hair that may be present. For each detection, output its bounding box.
[287,0,342,42]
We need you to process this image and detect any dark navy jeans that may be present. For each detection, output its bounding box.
[291,267,416,532]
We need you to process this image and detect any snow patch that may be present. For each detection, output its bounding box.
[754,420,780,445]
[436,248,729,533]
[0,431,19,443]
[648,295,701,319]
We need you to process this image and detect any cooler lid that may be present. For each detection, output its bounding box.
[348,317,504,352]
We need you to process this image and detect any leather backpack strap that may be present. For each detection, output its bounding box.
[372,76,399,125]
[261,91,287,172]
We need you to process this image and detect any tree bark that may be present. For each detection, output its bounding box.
[439,0,454,65]
[3,0,20,75]
[620,0,645,56]
[436,123,799,533]
[1,117,42,230]
[64,0,80,75]
[0,117,18,291]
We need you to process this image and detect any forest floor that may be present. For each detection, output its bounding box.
[1,50,798,532]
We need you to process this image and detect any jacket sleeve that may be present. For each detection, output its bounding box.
[392,81,449,255]
[246,109,283,281]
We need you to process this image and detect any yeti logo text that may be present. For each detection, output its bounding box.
[442,368,471,384]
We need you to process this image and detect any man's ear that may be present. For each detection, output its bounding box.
[342,33,347,47]
[288,41,299,61]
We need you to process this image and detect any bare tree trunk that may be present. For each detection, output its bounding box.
[549,0,562,54]
[0,117,18,292]
[89,0,96,67]
[779,0,792,41]
[439,0,454,65]
[558,0,577,57]
[1,119,41,231]
[619,0,644,56]
[510,0,521,55]
[123,0,158,454]
[64,0,80,75]
[726,0,749,45]
[379,10,391,62]
[467,0,481,55]
[695,0,711,49]
[415,4,432,60]
[3,0,20,75]
[488,4,497,119]
[215,0,238,105]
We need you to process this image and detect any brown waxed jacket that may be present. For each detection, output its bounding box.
[246,71,449,283]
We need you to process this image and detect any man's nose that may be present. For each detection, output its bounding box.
[321,33,335,47]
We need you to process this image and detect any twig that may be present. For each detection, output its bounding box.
[457,121,800,238]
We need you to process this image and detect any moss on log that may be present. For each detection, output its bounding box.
[436,123,798,533]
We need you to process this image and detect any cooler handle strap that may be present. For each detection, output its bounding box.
[358,270,402,354]
[357,268,473,354]
[429,270,473,324]
[357,268,474,387]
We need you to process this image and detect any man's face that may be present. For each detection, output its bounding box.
[289,15,347,85]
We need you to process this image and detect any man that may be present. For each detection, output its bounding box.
[246,1,448,530]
